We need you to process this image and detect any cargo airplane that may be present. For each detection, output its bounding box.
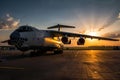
[1,24,119,55]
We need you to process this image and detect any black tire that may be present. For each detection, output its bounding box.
[30,52,35,57]
[30,50,47,57]
[54,50,63,54]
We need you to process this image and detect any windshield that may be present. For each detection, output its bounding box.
[16,26,33,32]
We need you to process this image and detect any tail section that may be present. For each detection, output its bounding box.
[47,24,75,31]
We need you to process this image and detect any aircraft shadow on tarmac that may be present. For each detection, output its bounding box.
[0,52,59,61]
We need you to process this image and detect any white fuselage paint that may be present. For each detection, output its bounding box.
[19,30,63,49]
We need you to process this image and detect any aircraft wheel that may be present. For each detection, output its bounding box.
[37,50,47,55]
[54,50,63,54]
[30,52,35,57]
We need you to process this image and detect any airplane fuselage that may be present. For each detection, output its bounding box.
[9,26,63,52]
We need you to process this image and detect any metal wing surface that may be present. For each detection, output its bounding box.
[49,30,119,41]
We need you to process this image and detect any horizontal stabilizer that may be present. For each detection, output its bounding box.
[47,24,75,31]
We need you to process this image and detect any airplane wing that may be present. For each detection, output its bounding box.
[1,40,10,43]
[49,30,119,41]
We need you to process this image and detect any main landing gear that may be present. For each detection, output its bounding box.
[30,49,63,56]
[30,50,46,56]
[54,50,63,54]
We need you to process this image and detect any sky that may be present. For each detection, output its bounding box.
[0,0,120,46]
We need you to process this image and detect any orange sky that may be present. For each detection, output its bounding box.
[69,38,120,46]
[0,0,120,46]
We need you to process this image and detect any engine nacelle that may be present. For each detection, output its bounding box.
[77,38,85,45]
[61,36,71,44]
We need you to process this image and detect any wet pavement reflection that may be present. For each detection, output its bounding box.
[0,50,120,80]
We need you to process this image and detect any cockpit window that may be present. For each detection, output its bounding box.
[16,26,33,32]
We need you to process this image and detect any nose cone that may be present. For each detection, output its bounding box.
[10,31,20,39]
[9,31,20,45]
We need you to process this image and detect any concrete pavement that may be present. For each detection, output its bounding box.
[0,50,120,80]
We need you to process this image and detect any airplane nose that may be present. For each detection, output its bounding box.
[9,31,27,49]
[9,31,20,45]
[10,31,20,39]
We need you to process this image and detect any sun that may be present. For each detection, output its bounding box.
[89,31,98,36]
[86,31,100,42]
[85,30,100,36]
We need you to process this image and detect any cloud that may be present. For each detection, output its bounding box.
[0,14,20,29]
[98,12,120,31]
[103,31,120,38]
[118,13,120,19]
